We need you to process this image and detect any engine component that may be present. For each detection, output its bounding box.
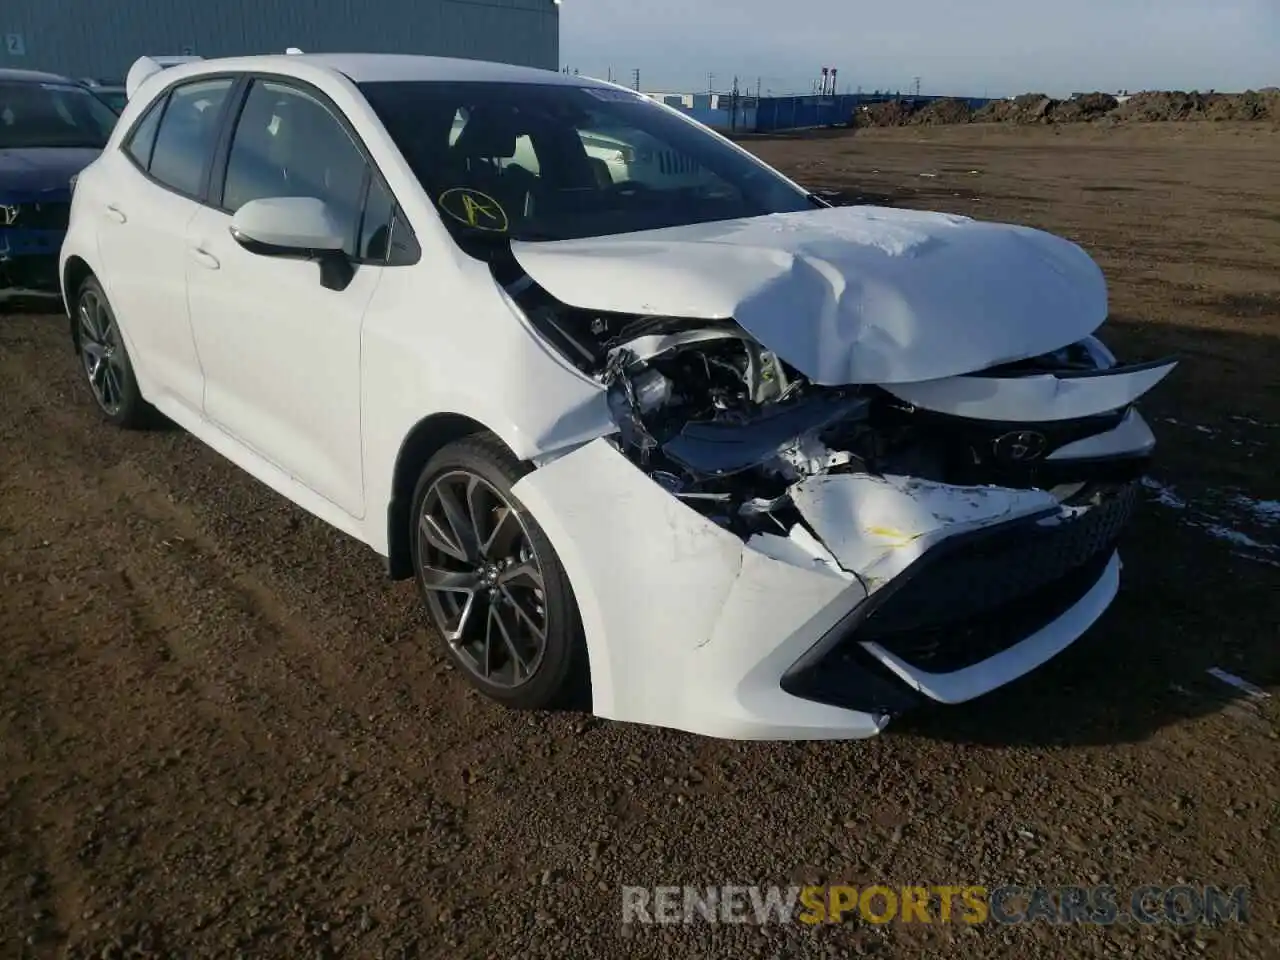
[661,393,868,478]
[631,368,674,413]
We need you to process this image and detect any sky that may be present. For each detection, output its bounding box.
[559,0,1279,98]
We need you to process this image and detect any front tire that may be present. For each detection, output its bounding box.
[74,276,156,429]
[410,434,589,710]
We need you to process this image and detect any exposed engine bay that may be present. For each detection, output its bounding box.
[503,266,1152,544]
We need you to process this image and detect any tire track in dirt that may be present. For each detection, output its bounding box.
[0,327,484,952]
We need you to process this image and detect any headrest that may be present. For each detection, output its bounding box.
[452,108,521,159]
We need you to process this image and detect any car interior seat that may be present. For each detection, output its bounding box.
[447,106,540,224]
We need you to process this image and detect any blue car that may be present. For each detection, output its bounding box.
[1,68,118,299]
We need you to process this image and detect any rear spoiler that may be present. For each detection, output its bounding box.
[124,55,204,101]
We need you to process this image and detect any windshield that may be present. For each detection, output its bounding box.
[96,89,127,113]
[359,80,813,244]
[0,81,118,149]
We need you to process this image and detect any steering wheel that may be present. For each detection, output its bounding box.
[609,179,656,198]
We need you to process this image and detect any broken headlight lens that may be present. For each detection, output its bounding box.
[1079,334,1116,370]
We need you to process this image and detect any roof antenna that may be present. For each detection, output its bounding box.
[285,47,304,55]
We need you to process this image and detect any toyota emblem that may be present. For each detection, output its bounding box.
[994,430,1049,462]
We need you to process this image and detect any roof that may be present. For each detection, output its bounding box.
[179,53,608,88]
[0,67,78,84]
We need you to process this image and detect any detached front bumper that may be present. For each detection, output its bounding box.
[512,438,1136,741]
[783,483,1137,714]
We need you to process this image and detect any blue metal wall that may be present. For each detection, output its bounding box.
[752,94,995,133]
[0,0,559,79]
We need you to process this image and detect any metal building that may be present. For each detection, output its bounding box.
[1,0,560,80]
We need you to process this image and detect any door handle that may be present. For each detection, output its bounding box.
[189,247,220,270]
[104,204,127,224]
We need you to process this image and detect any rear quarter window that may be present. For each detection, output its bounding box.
[123,95,165,169]
[146,78,234,197]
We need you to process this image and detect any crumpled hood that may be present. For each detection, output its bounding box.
[511,205,1109,385]
[0,147,99,201]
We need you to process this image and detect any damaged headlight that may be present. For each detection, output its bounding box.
[1079,334,1116,370]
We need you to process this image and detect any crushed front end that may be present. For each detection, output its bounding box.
[501,260,1173,739]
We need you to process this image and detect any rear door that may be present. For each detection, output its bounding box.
[92,77,236,415]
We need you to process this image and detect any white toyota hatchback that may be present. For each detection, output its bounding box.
[60,53,1174,740]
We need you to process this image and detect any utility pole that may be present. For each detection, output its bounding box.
[756,76,762,100]
[632,68,640,91]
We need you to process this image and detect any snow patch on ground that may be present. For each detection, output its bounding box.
[1201,525,1272,551]
[1142,476,1277,558]
[1230,496,1280,526]
[1141,476,1187,510]
[1228,415,1279,429]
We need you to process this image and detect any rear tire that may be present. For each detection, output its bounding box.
[74,276,157,429]
[410,434,590,710]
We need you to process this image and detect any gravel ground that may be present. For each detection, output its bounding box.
[2,122,1278,958]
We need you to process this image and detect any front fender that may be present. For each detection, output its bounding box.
[358,261,615,554]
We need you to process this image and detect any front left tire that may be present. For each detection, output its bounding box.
[410,434,590,710]
[74,276,156,429]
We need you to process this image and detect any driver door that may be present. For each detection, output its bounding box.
[185,79,387,518]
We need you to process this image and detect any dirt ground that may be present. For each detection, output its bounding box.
[2,123,1279,958]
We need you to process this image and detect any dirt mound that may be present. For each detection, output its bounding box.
[1111,91,1214,122]
[1051,92,1119,122]
[1205,90,1280,121]
[854,99,916,127]
[846,88,1277,129]
[973,93,1056,124]
[910,98,972,125]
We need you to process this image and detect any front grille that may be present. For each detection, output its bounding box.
[871,548,1115,673]
[780,481,1138,711]
[0,201,71,230]
[868,397,1141,489]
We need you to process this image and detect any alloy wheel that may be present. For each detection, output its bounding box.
[417,470,548,688]
[78,289,126,416]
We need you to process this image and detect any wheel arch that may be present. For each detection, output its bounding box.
[62,256,96,351]
[385,412,507,580]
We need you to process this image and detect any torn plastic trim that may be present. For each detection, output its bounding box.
[879,358,1177,423]
[779,491,1127,715]
[861,551,1121,704]
[745,525,852,581]
[788,473,1060,584]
